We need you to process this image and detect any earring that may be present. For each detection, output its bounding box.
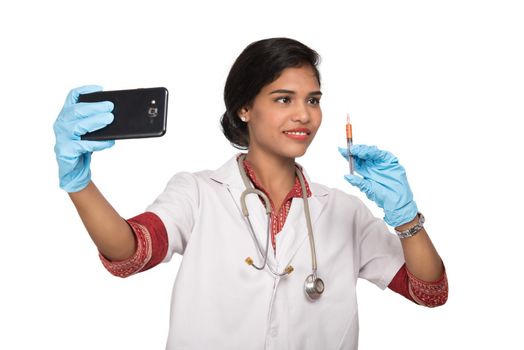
[240,116,247,122]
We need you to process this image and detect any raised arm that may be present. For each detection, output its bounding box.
[339,144,445,281]
[68,181,136,261]
[54,85,136,261]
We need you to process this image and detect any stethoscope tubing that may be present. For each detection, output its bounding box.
[240,188,271,271]
[236,154,324,300]
[237,154,319,278]
[241,188,293,277]
[295,167,319,277]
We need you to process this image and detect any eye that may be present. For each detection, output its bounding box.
[275,96,291,104]
[308,97,321,105]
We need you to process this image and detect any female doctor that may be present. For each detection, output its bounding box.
[53,38,448,349]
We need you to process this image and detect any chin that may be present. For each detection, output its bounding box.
[281,146,309,159]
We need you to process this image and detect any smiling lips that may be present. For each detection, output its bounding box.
[283,128,311,141]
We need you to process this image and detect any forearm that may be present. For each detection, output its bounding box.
[396,216,443,282]
[69,181,136,261]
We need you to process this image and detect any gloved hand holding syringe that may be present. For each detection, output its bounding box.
[338,112,419,227]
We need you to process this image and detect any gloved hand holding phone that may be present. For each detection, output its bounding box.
[338,144,418,227]
[53,85,115,192]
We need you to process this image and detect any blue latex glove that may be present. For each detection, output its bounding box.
[53,85,115,192]
[338,144,418,227]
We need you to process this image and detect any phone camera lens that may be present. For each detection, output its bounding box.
[148,107,158,118]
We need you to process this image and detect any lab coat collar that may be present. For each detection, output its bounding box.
[209,153,329,197]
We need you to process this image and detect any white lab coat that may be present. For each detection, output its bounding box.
[146,155,405,350]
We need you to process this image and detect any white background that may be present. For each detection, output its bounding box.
[1,0,522,349]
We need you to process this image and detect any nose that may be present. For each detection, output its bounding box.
[291,101,311,123]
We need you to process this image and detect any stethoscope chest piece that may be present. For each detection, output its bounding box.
[304,274,324,301]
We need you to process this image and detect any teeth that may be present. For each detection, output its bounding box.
[285,131,307,135]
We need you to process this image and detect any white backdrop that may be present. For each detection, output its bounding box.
[1,0,522,349]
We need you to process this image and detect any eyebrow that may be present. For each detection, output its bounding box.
[269,89,322,96]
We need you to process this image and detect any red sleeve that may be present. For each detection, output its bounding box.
[127,212,168,271]
[99,212,168,278]
[388,263,448,308]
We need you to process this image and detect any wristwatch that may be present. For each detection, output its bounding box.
[395,212,425,239]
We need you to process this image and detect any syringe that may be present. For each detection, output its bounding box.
[346,113,354,175]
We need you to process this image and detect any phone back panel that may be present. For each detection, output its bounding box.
[79,87,168,140]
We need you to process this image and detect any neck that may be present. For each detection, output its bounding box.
[245,150,296,195]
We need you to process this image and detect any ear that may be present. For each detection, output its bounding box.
[238,107,249,122]
[239,106,249,114]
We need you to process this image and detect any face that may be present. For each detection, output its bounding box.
[240,65,322,160]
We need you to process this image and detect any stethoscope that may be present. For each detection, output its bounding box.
[237,154,325,301]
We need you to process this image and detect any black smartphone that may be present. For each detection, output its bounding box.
[79,87,168,140]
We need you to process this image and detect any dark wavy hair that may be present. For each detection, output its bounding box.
[220,38,321,149]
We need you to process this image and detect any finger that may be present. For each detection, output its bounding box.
[72,140,115,153]
[349,144,379,159]
[55,139,115,159]
[64,85,103,107]
[72,112,114,137]
[84,140,115,152]
[350,144,397,163]
[344,174,375,198]
[60,101,114,122]
[338,146,350,161]
[344,174,365,188]
[339,147,371,179]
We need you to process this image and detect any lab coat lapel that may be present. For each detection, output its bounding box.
[226,185,277,267]
[210,154,277,267]
[276,184,327,270]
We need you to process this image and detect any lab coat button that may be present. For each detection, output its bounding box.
[270,327,278,337]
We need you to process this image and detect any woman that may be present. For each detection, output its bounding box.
[53,38,447,349]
